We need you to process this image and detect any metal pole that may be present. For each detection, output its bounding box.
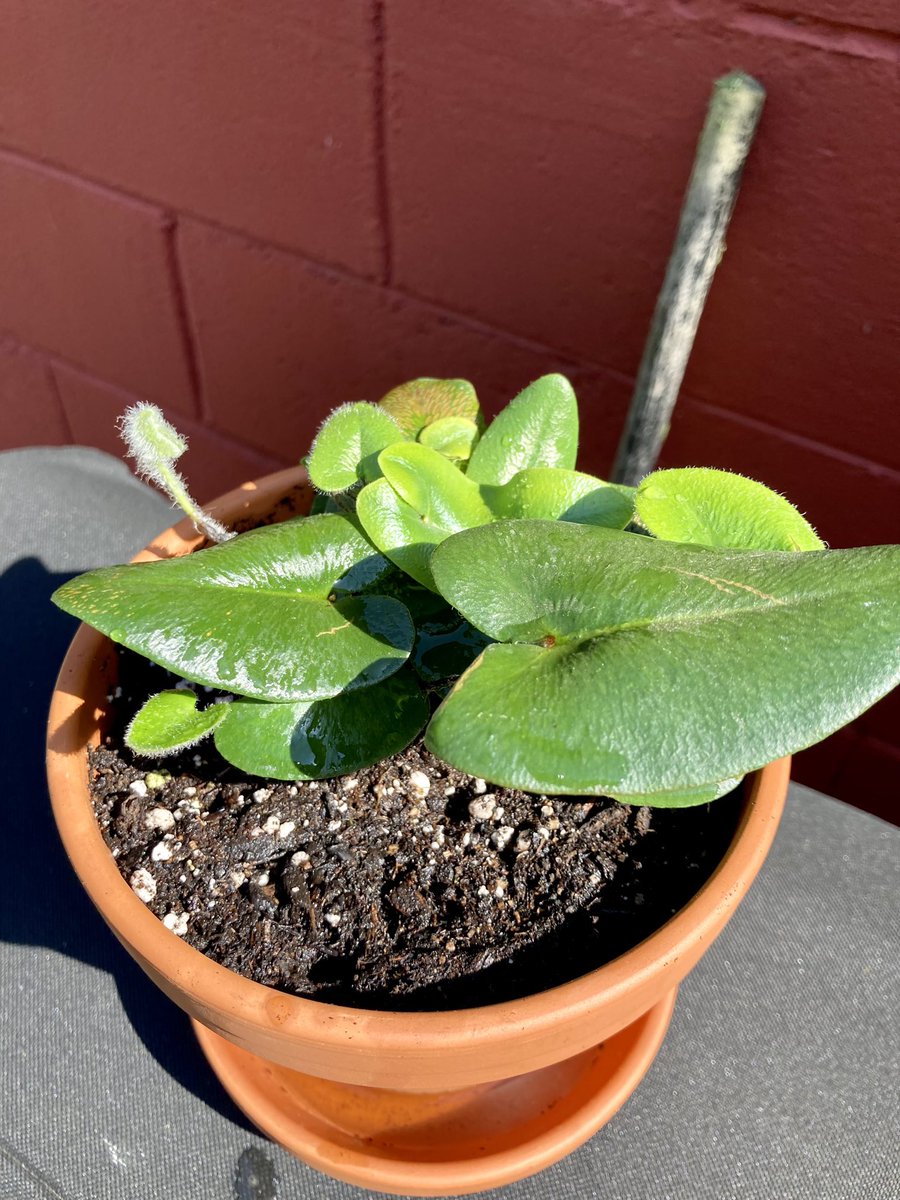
[612,71,766,487]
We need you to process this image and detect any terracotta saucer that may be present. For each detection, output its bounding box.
[193,986,677,1197]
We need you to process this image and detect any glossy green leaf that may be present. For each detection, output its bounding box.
[306,403,407,492]
[636,468,825,551]
[126,689,229,756]
[426,520,900,798]
[356,479,449,590]
[466,375,579,486]
[418,416,480,462]
[485,467,634,529]
[379,443,494,530]
[214,672,428,780]
[52,515,413,701]
[379,378,480,438]
[357,445,494,590]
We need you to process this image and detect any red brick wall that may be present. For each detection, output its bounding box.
[2,2,897,818]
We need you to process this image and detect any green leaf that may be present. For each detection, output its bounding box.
[126,690,229,756]
[213,672,428,780]
[307,403,407,492]
[613,776,744,809]
[356,479,449,590]
[418,416,480,463]
[121,402,187,462]
[426,520,900,797]
[636,468,825,551]
[52,515,414,701]
[379,443,494,529]
[357,445,494,590]
[484,467,634,529]
[379,378,481,438]
[466,375,579,486]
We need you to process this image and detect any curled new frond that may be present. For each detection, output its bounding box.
[118,403,232,543]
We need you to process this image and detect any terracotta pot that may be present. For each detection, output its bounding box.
[47,467,789,1196]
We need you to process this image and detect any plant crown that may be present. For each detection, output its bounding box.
[53,376,900,807]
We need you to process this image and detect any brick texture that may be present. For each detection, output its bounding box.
[830,736,900,825]
[0,156,195,411]
[387,1,900,467]
[54,365,286,504]
[658,397,900,549]
[1,340,68,448]
[177,218,613,461]
[728,1,900,40]
[796,730,900,825]
[0,1,381,275]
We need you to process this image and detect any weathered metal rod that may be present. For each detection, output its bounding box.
[612,71,766,488]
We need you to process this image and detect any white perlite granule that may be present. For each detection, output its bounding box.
[129,868,156,903]
[145,807,175,833]
[408,770,431,797]
[468,795,497,822]
[162,912,189,936]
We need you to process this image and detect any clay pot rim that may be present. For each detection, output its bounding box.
[47,466,788,1055]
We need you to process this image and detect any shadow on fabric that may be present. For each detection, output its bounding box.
[0,554,255,1135]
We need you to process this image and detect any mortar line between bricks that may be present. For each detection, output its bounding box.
[0,333,201,436]
[0,139,628,374]
[163,216,207,421]
[1,150,897,477]
[0,139,799,396]
[0,142,383,285]
[854,733,900,759]
[371,0,393,286]
[182,416,293,472]
[0,145,170,219]
[733,6,900,62]
[7,325,900,485]
[43,358,75,444]
[0,331,193,422]
[681,396,900,481]
[34,341,294,470]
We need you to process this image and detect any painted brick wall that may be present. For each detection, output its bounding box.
[1,1,897,819]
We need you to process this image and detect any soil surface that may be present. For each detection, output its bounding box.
[90,649,742,1010]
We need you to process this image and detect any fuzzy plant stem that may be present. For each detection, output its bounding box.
[612,72,766,488]
[119,404,233,542]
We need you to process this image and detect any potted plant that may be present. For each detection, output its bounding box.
[47,376,899,1196]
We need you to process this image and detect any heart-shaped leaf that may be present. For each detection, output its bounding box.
[379,378,481,437]
[213,671,428,780]
[636,468,825,551]
[126,690,229,756]
[418,416,480,462]
[307,403,407,492]
[466,375,578,486]
[52,515,413,701]
[379,443,494,530]
[426,521,900,797]
[485,467,634,529]
[356,480,448,590]
[357,445,494,590]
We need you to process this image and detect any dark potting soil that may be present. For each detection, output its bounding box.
[89,649,742,1011]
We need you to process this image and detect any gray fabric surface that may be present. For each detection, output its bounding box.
[1,446,897,1200]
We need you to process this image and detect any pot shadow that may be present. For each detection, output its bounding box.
[0,555,255,1135]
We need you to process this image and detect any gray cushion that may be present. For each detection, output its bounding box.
[1,447,897,1199]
